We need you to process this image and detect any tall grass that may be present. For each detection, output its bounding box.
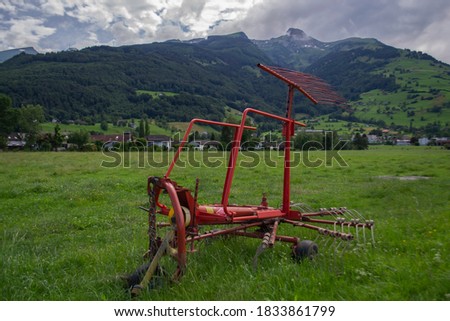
[0,146,449,300]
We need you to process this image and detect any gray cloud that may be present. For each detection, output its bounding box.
[234,0,450,62]
[0,0,449,63]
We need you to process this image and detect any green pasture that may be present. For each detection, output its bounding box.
[41,121,172,136]
[0,146,449,300]
[310,118,372,134]
[168,122,220,136]
[353,57,450,127]
[136,90,178,99]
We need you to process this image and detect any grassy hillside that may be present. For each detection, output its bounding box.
[0,33,280,123]
[1,31,449,137]
[1,147,448,300]
[353,55,450,130]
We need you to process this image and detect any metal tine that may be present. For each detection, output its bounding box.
[339,238,350,255]
[332,239,347,272]
[290,202,314,213]
[313,233,322,245]
[370,225,375,247]
[351,208,368,222]
[338,240,351,271]
[355,224,359,242]
[302,204,315,212]
[333,237,346,255]
[349,209,374,232]
[319,238,336,269]
[341,208,357,221]
[344,208,376,247]
[320,235,334,254]
[339,209,363,236]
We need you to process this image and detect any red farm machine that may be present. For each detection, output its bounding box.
[125,64,374,296]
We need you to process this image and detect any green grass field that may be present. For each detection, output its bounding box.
[136,90,178,99]
[0,147,449,300]
[41,121,172,136]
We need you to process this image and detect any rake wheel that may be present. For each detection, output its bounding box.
[148,179,187,280]
[292,240,319,261]
[128,180,187,296]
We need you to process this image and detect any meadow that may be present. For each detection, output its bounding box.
[353,58,450,128]
[0,146,449,301]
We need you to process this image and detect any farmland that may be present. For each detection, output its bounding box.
[0,146,449,300]
[352,57,450,128]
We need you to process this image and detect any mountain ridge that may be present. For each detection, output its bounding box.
[0,29,449,136]
[0,47,39,63]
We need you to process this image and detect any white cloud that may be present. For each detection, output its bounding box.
[0,0,449,62]
[0,16,55,49]
[0,0,18,14]
[40,0,65,16]
[231,0,450,62]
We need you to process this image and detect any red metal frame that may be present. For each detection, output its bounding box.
[132,64,374,293]
[158,63,344,224]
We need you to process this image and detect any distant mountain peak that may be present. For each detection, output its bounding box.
[286,28,310,40]
[0,47,38,63]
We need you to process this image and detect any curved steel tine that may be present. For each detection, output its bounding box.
[353,209,367,221]
[371,226,375,247]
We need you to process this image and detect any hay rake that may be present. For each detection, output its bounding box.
[125,64,375,296]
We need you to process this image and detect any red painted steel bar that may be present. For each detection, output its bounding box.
[301,211,345,217]
[190,222,265,242]
[221,107,306,216]
[165,118,256,178]
[282,85,295,213]
[233,231,298,244]
[162,180,187,271]
[303,217,373,229]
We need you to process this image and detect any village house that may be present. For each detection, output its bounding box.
[188,140,221,151]
[418,137,429,146]
[90,132,132,149]
[146,135,172,150]
[367,134,383,144]
[6,132,26,150]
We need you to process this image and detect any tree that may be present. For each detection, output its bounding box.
[138,118,145,138]
[369,128,383,136]
[100,120,108,131]
[353,133,368,150]
[0,94,16,148]
[220,121,233,145]
[68,130,89,151]
[220,116,252,150]
[145,118,150,136]
[51,124,63,151]
[16,104,45,149]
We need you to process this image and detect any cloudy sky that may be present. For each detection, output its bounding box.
[1,0,450,63]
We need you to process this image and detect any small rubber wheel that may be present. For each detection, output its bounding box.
[292,240,318,262]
